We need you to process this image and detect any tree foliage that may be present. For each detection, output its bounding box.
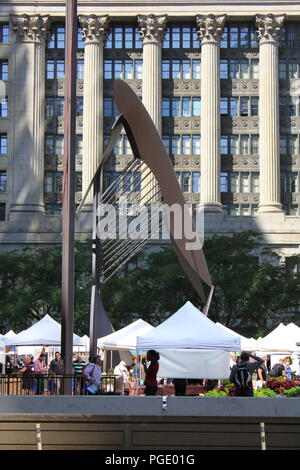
[102,231,300,337]
[0,232,299,339]
[0,242,91,335]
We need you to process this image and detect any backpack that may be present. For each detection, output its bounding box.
[270,364,283,378]
[235,363,252,390]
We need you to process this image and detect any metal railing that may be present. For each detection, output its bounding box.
[0,374,123,396]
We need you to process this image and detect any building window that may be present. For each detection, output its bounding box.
[163,26,200,49]
[45,135,64,155]
[221,59,259,79]
[48,26,65,49]
[162,97,201,117]
[162,135,200,155]
[279,25,299,48]
[0,202,5,220]
[104,59,143,79]
[221,135,259,155]
[281,172,299,193]
[279,59,300,79]
[221,25,258,49]
[0,97,8,117]
[0,171,7,192]
[103,97,119,117]
[45,171,63,193]
[77,59,84,79]
[105,26,142,49]
[192,172,200,192]
[221,172,229,192]
[0,61,8,80]
[0,24,9,43]
[279,96,296,117]
[280,135,299,155]
[0,134,7,154]
[46,59,65,79]
[162,59,201,79]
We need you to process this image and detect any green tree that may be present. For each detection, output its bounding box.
[101,231,300,337]
[0,242,91,335]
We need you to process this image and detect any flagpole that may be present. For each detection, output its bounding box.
[61,0,77,391]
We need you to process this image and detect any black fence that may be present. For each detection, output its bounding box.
[0,374,124,396]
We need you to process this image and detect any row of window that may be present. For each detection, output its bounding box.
[1,22,299,50]
[101,170,300,195]
[46,97,83,117]
[1,168,298,197]
[46,59,84,79]
[44,171,82,193]
[42,57,300,82]
[1,133,300,157]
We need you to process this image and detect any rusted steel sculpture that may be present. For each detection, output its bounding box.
[77,79,214,355]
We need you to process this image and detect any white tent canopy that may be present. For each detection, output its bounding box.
[257,323,300,353]
[137,302,241,351]
[97,319,154,350]
[136,302,241,379]
[4,330,16,338]
[2,314,85,346]
[216,322,258,351]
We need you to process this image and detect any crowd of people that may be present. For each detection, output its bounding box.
[229,352,295,397]
[1,349,296,397]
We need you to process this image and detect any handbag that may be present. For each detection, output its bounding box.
[86,382,99,394]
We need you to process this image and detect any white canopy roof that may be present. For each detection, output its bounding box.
[216,322,258,351]
[3,314,85,346]
[4,330,16,338]
[136,301,241,352]
[97,319,154,350]
[257,322,300,353]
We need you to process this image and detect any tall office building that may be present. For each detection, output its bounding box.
[0,1,299,260]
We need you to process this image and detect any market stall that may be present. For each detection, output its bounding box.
[137,301,241,380]
[216,322,258,351]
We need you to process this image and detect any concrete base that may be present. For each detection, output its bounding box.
[0,396,299,450]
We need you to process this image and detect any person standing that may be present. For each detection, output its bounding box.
[142,350,160,396]
[173,378,187,396]
[229,351,264,397]
[283,357,293,380]
[34,353,48,395]
[49,352,64,395]
[270,358,286,378]
[73,355,86,395]
[82,356,102,395]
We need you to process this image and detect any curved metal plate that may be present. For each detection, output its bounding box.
[114,79,213,304]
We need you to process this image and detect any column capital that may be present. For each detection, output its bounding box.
[255,14,285,45]
[79,14,110,45]
[137,14,168,45]
[11,14,51,43]
[195,14,226,45]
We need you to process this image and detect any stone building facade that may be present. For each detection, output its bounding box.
[0,1,299,259]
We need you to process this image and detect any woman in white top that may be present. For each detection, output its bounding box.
[83,356,102,394]
[114,361,129,384]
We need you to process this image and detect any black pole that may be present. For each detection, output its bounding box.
[61,0,77,391]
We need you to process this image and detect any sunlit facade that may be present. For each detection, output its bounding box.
[0,1,299,258]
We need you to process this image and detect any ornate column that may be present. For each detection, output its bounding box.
[256,14,285,213]
[79,14,110,208]
[196,14,226,213]
[10,14,51,220]
[137,14,167,202]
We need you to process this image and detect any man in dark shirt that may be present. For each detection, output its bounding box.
[229,351,264,397]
